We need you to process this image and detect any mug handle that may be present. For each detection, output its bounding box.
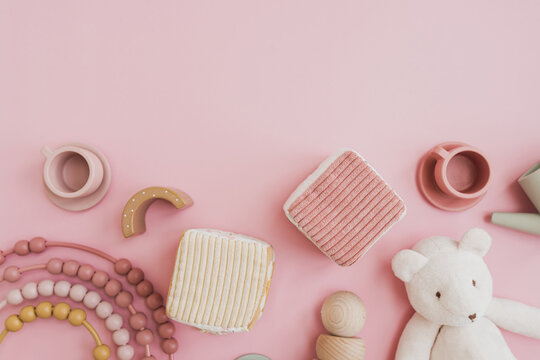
[41,146,53,158]
[432,146,449,161]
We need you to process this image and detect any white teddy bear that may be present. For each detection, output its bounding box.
[392,228,540,360]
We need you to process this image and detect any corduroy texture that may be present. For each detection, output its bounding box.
[285,150,406,266]
[166,229,274,334]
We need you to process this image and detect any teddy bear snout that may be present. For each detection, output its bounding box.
[469,313,477,322]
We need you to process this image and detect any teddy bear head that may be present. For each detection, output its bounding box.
[392,228,493,327]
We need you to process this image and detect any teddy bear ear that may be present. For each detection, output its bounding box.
[459,228,492,257]
[392,249,428,283]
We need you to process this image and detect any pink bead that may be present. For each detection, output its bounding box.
[113,328,130,346]
[14,240,30,256]
[54,280,71,297]
[62,260,80,276]
[129,312,147,330]
[4,266,21,282]
[38,280,55,297]
[136,280,153,297]
[6,289,23,305]
[152,307,168,324]
[92,271,109,288]
[126,268,144,285]
[136,329,154,345]
[161,338,178,354]
[96,302,113,319]
[77,264,95,281]
[158,322,175,339]
[104,279,122,297]
[146,293,163,310]
[47,258,63,274]
[117,345,134,360]
[22,282,38,300]
[83,291,101,309]
[115,291,133,308]
[69,284,87,302]
[114,259,132,275]
[105,314,123,331]
[29,237,47,253]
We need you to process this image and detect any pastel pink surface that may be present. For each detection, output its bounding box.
[1,1,540,359]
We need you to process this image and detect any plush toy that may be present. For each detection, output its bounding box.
[392,228,540,360]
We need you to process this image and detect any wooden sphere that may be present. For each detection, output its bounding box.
[316,334,365,360]
[321,291,366,337]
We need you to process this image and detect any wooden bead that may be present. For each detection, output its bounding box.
[321,291,366,337]
[53,302,71,320]
[14,240,30,256]
[93,344,111,360]
[62,260,80,276]
[47,258,63,274]
[22,282,38,300]
[316,334,365,360]
[4,266,21,282]
[92,271,109,288]
[29,237,47,253]
[136,329,153,345]
[68,309,87,326]
[146,293,163,310]
[5,315,23,332]
[126,268,144,285]
[162,338,178,354]
[114,259,132,275]
[19,305,37,323]
[104,279,122,297]
[35,302,53,318]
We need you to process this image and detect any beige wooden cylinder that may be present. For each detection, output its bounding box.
[316,334,365,360]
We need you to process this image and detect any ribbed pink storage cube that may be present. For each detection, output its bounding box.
[284,149,406,266]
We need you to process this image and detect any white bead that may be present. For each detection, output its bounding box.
[69,284,87,302]
[83,291,101,309]
[112,328,130,345]
[38,280,55,297]
[6,289,23,305]
[117,345,134,360]
[105,313,123,331]
[96,301,113,319]
[21,282,38,300]
[54,280,71,297]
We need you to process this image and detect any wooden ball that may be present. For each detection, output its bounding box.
[316,334,365,360]
[321,291,366,337]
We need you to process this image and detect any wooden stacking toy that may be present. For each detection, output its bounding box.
[316,291,366,360]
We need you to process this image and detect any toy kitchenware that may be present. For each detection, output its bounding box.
[392,228,540,360]
[283,149,406,266]
[0,237,178,359]
[321,291,366,337]
[41,143,111,211]
[235,354,271,360]
[166,229,275,334]
[491,160,540,235]
[0,302,110,360]
[418,142,492,211]
[121,186,193,238]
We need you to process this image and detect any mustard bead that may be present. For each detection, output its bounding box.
[93,344,111,360]
[5,315,23,332]
[19,306,37,323]
[53,302,71,320]
[35,302,53,319]
[68,309,86,326]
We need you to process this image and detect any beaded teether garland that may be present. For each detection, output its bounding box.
[0,301,110,360]
[0,237,178,360]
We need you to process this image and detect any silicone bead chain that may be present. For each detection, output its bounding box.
[0,259,169,360]
[0,237,178,359]
[0,301,111,360]
[0,280,135,360]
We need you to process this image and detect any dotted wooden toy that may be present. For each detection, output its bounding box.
[316,291,366,360]
[121,186,193,238]
[0,302,110,360]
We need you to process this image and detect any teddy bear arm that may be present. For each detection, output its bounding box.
[396,312,440,360]
[486,297,540,339]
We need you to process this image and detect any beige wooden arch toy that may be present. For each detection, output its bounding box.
[121,186,193,238]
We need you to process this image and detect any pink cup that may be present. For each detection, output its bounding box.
[41,145,104,199]
[432,145,491,200]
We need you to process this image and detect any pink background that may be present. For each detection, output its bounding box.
[1,1,540,359]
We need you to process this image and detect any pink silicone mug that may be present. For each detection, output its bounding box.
[432,145,491,200]
[41,145,104,199]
